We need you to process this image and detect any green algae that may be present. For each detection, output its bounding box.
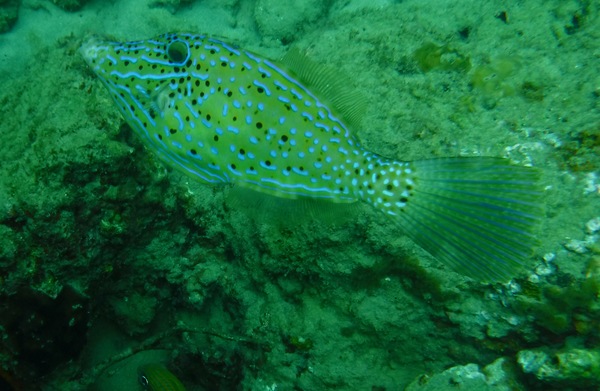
[470,57,519,99]
[413,42,471,73]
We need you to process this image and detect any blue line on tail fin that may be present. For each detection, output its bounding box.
[394,157,542,282]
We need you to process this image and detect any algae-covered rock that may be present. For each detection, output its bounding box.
[518,347,600,387]
[109,292,159,335]
[148,0,194,14]
[470,57,519,104]
[413,42,471,73]
[51,0,90,12]
[470,55,549,107]
[0,0,19,33]
[254,0,328,43]
[405,357,522,391]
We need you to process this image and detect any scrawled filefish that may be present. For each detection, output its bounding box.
[80,33,543,282]
[138,363,186,391]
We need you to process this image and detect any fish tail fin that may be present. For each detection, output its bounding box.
[370,157,543,282]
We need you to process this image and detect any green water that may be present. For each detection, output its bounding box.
[0,0,598,390]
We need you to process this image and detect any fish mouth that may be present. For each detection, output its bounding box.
[79,36,109,66]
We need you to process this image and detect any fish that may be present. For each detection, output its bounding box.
[138,363,187,391]
[80,33,543,282]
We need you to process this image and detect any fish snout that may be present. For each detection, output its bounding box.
[79,36,109,67]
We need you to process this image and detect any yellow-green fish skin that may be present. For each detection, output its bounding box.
[81,33,543,282]
[80,33,378,202]
[138,363,187,391]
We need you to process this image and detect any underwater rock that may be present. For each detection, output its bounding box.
[254,0,328,43]
[405,357,521,391]
[51,0,90,12]
[517,347,600,387]
[148,0,194,14]
[0,285,89,386]
[109,292,159,336]
[586,217,600,234]
[0,0,19,33]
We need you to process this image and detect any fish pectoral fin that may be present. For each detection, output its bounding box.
[147,84,172,116]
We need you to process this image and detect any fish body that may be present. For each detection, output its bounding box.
[81,33,542,281]
[138,364,186,391]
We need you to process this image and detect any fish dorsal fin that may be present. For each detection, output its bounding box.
[281,47,366,130]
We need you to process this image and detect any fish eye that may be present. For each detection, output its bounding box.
[167,40,189,64]
[138,374,149,388]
